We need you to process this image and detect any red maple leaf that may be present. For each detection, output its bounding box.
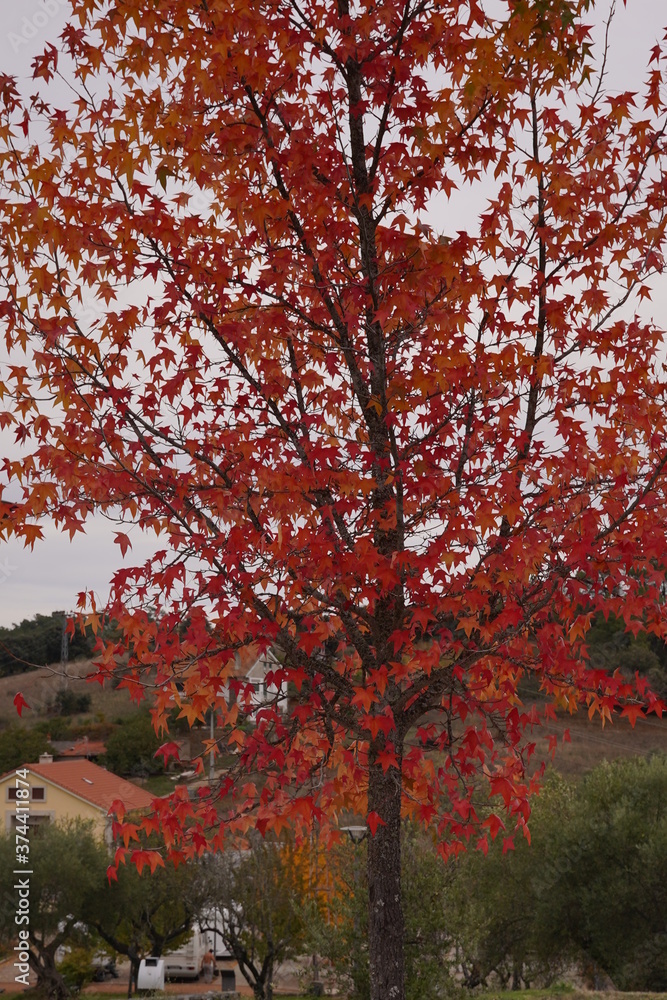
[13,692,30,717]
[367,811,387,837]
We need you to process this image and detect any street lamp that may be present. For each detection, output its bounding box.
[341,825,368,844]
[341,824,368,998]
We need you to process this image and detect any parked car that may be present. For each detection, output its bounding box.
[92,958,119,982]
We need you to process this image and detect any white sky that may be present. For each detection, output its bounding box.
[0,0,666,628]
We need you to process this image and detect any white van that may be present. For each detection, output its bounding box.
[163,925,209,980]
[199,907,233,961]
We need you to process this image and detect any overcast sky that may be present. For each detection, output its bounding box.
[0,0,666,628]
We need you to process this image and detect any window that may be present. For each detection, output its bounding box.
[251,680,268,700]
[7,786,46,801]
[11,814,51,834]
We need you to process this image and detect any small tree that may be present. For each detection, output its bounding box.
[533,756,667,990]
[448,792,562,989]
[85,854,200,997]
[0,821,107,1000]
[53,689,92,716]
[196,836,307,1000]
[103,710,164,778]
[57,945,97,993]
[449,758,667,991]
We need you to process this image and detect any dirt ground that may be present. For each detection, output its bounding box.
[0,660,139,730]
[0,957,302,997]
[531,706,667,779]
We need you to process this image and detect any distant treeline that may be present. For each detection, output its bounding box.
[0,612,95,677]
[2,607,666,696]
[584,611,667,698]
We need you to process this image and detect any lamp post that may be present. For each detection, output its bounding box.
[341,825,368,845]
[341,825,368,999]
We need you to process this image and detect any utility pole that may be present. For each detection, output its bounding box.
[61,616,69,689]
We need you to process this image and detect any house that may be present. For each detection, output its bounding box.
[57,736,107,762]
[0,755,155,844]
[232,645,288,715]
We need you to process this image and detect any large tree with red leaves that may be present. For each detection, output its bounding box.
[2,1,667,997]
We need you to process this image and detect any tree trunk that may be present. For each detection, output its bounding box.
[29,946,70,1000]
[367,741,405,1000]
[127,956,140,998]
[254,958,273,1000]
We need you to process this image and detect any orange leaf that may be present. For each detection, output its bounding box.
[620,704,645,727]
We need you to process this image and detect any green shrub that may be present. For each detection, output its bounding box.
[450,756,667,991]
[0,726,53,772]
[102,710,163,776]
[57,947,96,991]
[53,689,93,716]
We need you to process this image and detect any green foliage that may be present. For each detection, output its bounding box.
[53,689,93,716]
[34,717,75,740]
[309,827,455,1000]
[0,821,108,1000]
[449,756,667,991]
[0,612,94,677]
[0,821,198,998]
[102,709,163,777]
[32,716,113,742]
[0,820,107,942]
[84,852,201,985]
[535,756,667,990]
[0,725,53,773]
[585,612,667,697]
[57,947,96,991]
[310,839,367,1000]
[401,827,456,1000]
[196,835,308,1000]
[448,780,566,989]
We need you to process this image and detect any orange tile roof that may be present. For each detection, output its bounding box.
[26,759,155,813]
[60,738,107,757]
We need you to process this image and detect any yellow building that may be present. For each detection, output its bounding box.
[1,755,155,843]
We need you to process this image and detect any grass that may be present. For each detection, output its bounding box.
[7,987,667,1000]
[77,992,306,999]
[477,992,666,1000]
[79,992,667,1000]
[478,990,574,999]
[143,773,181,795]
